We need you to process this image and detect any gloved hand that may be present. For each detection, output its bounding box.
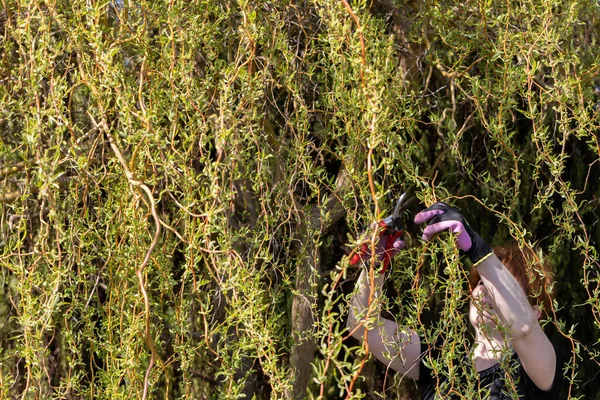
[413,202,492,265]
[350,229,406,274]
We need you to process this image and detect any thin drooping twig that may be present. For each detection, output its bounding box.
[84,110,160,400]
[341,0,366,89]
[103,118,161,400]
[338,2,381,394]
[78,48,161,399]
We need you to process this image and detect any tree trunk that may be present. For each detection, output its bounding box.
[287,169,351,399]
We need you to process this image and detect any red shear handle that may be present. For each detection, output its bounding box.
[349,222,402,275]
[380,230,402,274]
[349,243,370,266]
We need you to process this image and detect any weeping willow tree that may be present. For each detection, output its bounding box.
[1,0,599,398]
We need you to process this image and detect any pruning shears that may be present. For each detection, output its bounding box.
[350,192,412,274]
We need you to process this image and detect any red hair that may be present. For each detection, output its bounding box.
[469,242,554,315]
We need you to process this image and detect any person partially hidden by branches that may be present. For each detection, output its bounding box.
[347,202,560,399]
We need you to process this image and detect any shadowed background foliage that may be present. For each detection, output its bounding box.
[1,0,599,398]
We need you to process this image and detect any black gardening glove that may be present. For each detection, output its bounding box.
[414,202,493,265]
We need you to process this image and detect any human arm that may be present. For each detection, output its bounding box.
[475,254,556,391]
[346,234,422,379]
[414,203,556,391]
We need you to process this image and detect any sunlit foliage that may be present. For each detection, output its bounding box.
[1,0,599,398]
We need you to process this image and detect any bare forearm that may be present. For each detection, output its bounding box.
[347,266,422,378]
[347,268,386,333]
[476,253,538,338]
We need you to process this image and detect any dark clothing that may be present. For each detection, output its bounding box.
[418,341,561,399]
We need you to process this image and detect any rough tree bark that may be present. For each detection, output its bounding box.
[287,168,351,399]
